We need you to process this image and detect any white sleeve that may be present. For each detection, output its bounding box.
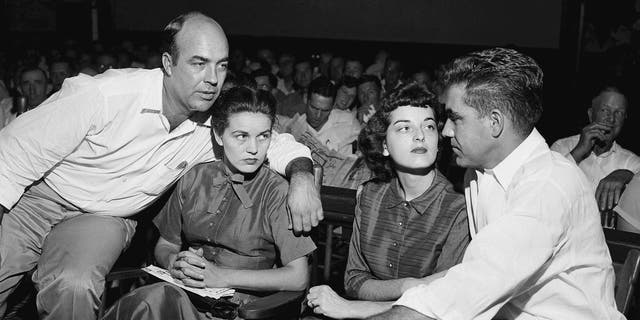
[394,180,564,319]
[266,130,311,175]
[0,76,107,209]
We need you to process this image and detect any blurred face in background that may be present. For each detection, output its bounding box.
[334,85,356,110]
[357,81,380,107]
[50,61,72,89]
[344,60,363,79]
[306,93,333,130]
[294,62,312,89]
[20,69,48,108]
[254,75,273,92]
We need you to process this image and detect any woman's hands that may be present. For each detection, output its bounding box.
[168,247,229,288]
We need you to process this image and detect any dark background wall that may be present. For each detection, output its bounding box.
[112,0,562,48]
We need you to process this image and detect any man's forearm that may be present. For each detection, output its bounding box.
[284,156,313,179]
[365,306,435,320]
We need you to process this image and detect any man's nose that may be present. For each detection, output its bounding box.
[442,119,454,137]
[205,65,218,86]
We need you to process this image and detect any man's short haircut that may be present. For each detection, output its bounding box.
[161,11,209,65]
[358,75,381,91]
[338,76,359,89]
[308,76,336,100]
[20,66,47,81]
[440,47,543,137]
[250,68,278,88]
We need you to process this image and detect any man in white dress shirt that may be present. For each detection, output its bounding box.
[368,48,623,319]
[550,85,640,224]
[0,12,322,320]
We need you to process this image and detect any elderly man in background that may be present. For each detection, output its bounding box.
[0,12,322,320]
[551,84,640,227]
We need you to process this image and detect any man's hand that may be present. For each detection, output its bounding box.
[570,122,612,163]
[596,169,634,211]
[169,247,206,281]
[288,171,323,233]
[306,285,355,319]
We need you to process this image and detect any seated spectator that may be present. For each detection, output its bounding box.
[49,59,74,95]
[277,60,313,117]
[18,66,48,112]
[365,50,388,79]
[344,58,364,79]
[329,56,345,84]
[333,75,359,113]
[615,173,640,233]
[277,77,364,188]
[356,75,382,124]
[256,48,278,75]
[276,53,296,95]
[102,86,316,320]
[250,68,285,102]
[381,58,404,97]
[550,84,640,215]
[96,53,117,74]
[278,77,360,158]
[306,83,469,319]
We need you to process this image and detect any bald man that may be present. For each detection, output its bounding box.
[0,12,321,319]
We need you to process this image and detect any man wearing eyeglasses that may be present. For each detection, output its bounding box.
[551,84,640,224]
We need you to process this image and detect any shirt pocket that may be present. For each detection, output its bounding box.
[142,159,189,196]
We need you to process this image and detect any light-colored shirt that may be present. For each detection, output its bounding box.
[277,109,361,157]
[550,134,640,189]
[0,97,16,131]
[395,128,622,319]
[0,68,310,217]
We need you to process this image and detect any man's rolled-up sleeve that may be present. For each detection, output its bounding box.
[266,131,311,175]
[0,77,107,210]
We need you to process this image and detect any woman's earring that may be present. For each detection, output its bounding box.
[382,145,389,156]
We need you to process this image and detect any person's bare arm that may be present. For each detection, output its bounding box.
[307,285,395,319]
[154,236,205,281]
[365,306,436,320]
[181,256,309,291]
[596,169,634,211]
[570,122,611,163]
[285,157,323,233]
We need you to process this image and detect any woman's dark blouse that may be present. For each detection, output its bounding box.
[154,161,316,270]
[344,169,470,298]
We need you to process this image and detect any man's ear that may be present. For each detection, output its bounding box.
[587,108,593,123]
[162,52,173,76]
[213,129,223,146]
[488,109,505,138]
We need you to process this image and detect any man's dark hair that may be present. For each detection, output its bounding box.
[338,76,359,89]
[19,66,47,81]
[440,47,543,137]
[308,76,336,100]
[250,68,277,88]
[161,11,207,65]
[358,75,381,91]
